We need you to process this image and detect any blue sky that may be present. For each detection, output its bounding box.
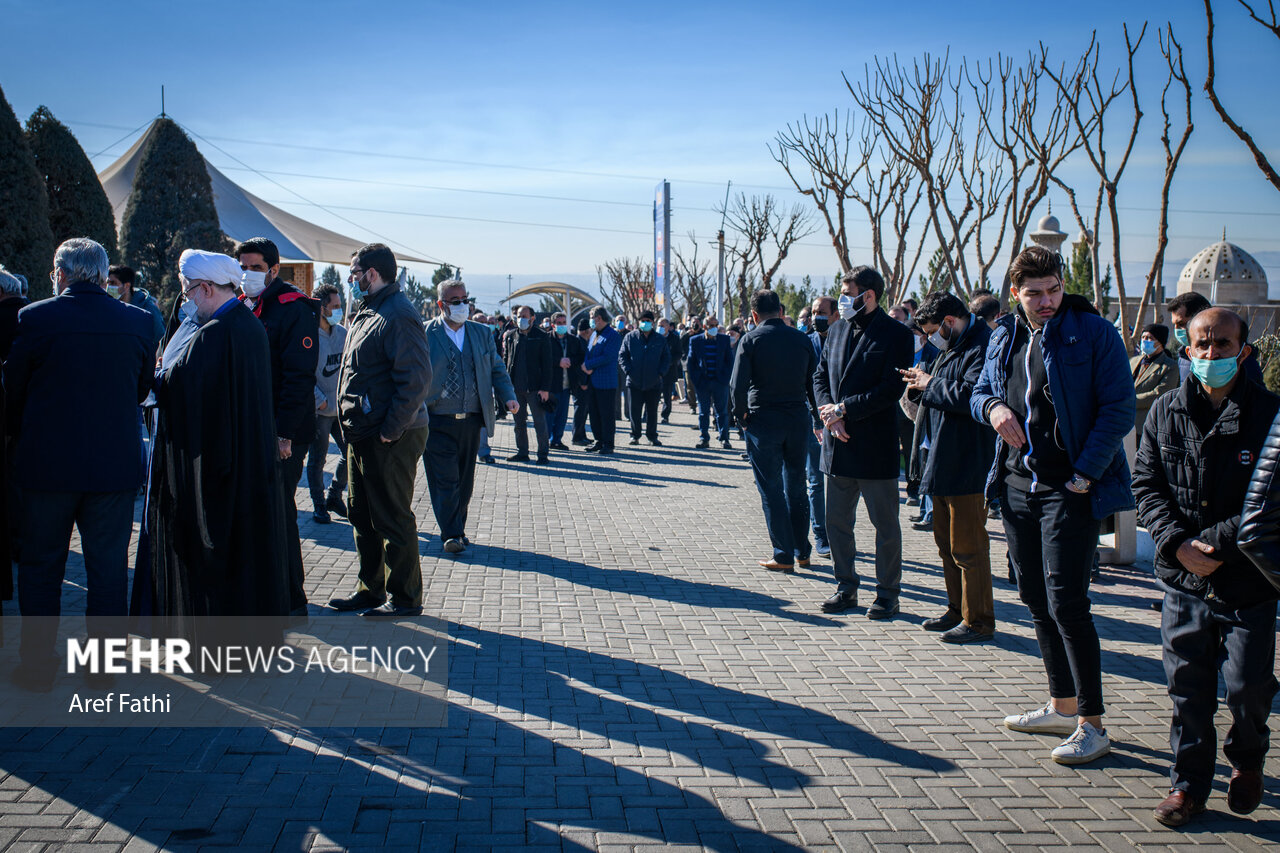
[2,0,1278,310]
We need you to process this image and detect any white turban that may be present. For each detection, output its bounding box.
[178,250,242,286]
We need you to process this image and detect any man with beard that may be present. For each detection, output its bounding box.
[234,238,320,620]
[141,250,288,634]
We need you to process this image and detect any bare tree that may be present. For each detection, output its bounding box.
[717,192,816,295]
[1042,25,1147,348]
[595,257,655,321]
[1204,0,1280,193]
[671,231,714,320]
[1132,24,1195,329]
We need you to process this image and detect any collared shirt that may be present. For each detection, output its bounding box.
[444,321,466,352]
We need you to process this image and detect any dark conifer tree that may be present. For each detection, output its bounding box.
[26,106,119,260]
[0,86,55,299]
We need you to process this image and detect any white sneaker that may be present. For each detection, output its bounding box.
[1051,722,1111,765]
[1003,703,1077,735]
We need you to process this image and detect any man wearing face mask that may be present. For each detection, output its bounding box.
[572,318,594,444]
[304,283,349,524]
[687,315,734,449]
[136,249,290,631]
[814,267,913,619]
[1166,291,1265,386]
[1131,323,1179,436]
[805,296,838,557]
[1133,308,1280,827]
[582,306,622,454]
[234,238,320,621]
[106,265,165,352]
[659,317,681,424]
[679,316,702,408]
[423,281,517,553]
[547,311,586,450]
[503,305,555,464]
[901,291,996,645]
[619,310,670,446]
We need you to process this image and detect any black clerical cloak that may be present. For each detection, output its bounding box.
[140,300,289,633]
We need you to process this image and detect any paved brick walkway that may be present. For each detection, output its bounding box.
[1,407,1278,851]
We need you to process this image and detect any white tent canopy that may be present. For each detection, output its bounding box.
[98,119,427,264]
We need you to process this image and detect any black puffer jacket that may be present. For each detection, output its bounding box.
[1239,408,1280,592]
[251,277,320,445]
[1133,375,1280,607]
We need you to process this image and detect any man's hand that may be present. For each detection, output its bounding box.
[277,437,292,459]
[829,419,850,442]
[900,367,931,392]
[559,357,571,368]
[818,403,843,427]
[988,403,1026,449]
[538,390,549,403]
[506,400,520,414]
[317,400,328,412]
[583,367,593,375]
[813,428,823,442]
[1177,539,1223,577]
[380,434,395,444]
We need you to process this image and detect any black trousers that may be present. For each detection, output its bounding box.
[629,386,660,440]
[571,387,590,442]
[897,409,918,497]
[513,391,550,459]
[1002,484,1104,717]
[744,409,811,564]
[661,376,677,418]
[1162,584,1278,801]
[348,427,428,608]
[278,452,308,612]
[587,386,617,450]
[423,412,482,541]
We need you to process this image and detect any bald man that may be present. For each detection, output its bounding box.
[1134,307,1280,827]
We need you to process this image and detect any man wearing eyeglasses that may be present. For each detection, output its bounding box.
[421,281,517,554]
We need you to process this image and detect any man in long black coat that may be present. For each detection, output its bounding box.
[141,250,288,637]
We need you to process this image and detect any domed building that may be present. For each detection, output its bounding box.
[1176,231,1270,305]
[1028,210,1068,253]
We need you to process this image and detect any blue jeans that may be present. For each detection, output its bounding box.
[805,431,826,544]
[548,391,572,444]
[1161,584,1278,801]
[305,414,347,511]
[18,489,134,666]
[478,427,491,458]
[694,379,730,442]
[744,410,811,564]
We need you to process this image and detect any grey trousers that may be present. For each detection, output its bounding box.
[826,475,902,601]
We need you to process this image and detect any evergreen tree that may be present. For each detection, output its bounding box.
[1063,240,1112,314]
[25,106,118,260]
[402,274,437,319]
[120,118,230,314]
[431,263,455,286]
[0,85,56,299]
[319,264,341,290]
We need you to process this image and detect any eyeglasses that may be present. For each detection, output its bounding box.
[181,278,208,297]
[48,270,58,284]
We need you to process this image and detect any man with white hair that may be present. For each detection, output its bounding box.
[137,249,290,630]
[4,238,154,692]
[0,265,31,361]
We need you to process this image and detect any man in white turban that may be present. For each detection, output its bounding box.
[132,249,289,636]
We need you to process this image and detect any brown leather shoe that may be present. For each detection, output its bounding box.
[1153,790,1205,827]
[758,559,795,573]
[797,558,811,568]
[1228,768,1264,815]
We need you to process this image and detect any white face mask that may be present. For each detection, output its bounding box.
[928,330,947,351]
[180,300,198,322]
[517,316,531,330]
[706,326,719,336]
[329,307,343,325]
[837,292,864,320]
[241,269,268,298]
[914,336,925,353]
[446,303,469,323]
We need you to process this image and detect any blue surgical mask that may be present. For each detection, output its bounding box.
[639,321,653,332]
[555,324,569,335]
[349,272,367,302]
[180,299,197,321]
[517,316,531,330]
[329,307,343,325]
[1173,327,1189,347]
[1189,353,1242,389]
[616,319,626,330]
[746,323,756,332]
[1139,339,1156,356]
[798,323,809,334]
[658,326,668,336]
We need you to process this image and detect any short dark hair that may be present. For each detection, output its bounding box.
[750,289,782,317]
[639,309,655,321]
[353,243,397,285]
[233,237,280,268]
[591,306,610,322]
[814,296,837,314]
[971,287,994,299]
[914,291,967,326]
[1008,246,1064,287]
[903,298,918,311]
[842,265,885,300]
[970,294,1000,322]
[314,283,340,305]
[514,304,533,316]
[1166,291,1211,318]
[1141,323,1170,348]
[108,264,136,286]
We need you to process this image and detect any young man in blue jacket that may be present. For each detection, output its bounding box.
[970,246,1135,766]
[619,310,670,446]
[582,307,622,454]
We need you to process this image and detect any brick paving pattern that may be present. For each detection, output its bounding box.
[1,407,1278,851]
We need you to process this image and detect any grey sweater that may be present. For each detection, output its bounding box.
[314,322,348,414]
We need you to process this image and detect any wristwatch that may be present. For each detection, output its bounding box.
[1069,474,1092,493]
[834,402,846,419]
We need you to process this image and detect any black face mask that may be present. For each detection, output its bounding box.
[814,315,830,334]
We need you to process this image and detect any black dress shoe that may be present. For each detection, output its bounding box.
[912,519,933,532]
[313,509,331,524]
[695,438,710,449]
[909,513,925,524]
[867,599,899,620]
[583,442,602,452]
[940,624,994,644]
[480,454,496,464]
[549,441,569,450]
[328,591,386,612]
[1228,768,1264,815]
[361,602,424,621]
[535,456,549,465]
[821,591,858,613]
[648,438,662,446]
[720,440,732,450]
[923,612,963,632]
[326,493,348,518]
[597,448,614,455]
[660,417,669,424]
[629,437,642,445]
[507,453,531,462]
[571,437,589,446]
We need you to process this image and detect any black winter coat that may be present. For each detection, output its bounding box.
[550,331,586,391]
[620,330,671,390]
[1238,408,1280,593]
[912,316,996,497]
[252,277,320,444]
[503,326,555,395]
[1133,375,1280,608]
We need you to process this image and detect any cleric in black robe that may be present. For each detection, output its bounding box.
[137,250,288,639]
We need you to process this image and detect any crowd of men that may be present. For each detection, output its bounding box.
[0,236,1278,830]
